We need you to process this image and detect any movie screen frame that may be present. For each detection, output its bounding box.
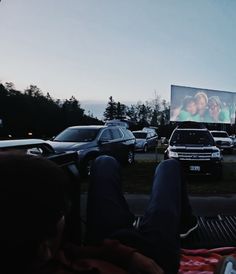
[170,85,236,124]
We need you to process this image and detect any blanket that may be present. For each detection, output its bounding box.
[179,247,236,274]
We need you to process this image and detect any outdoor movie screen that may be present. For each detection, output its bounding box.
[170,85,236,124]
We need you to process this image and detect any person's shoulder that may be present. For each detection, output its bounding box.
[191,113,200,122]
[178,110,190,120]
[219,108,230,122]
[202,110,213,123]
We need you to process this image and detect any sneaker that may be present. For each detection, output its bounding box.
[215,256,236,274]
[180,215,198,238]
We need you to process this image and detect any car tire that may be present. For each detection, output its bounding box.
[143,144,148,153]
[127,150,135,165]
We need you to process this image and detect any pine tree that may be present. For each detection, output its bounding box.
[103,96,117,120]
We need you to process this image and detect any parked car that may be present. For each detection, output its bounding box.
[210,130,234,154]
[230,135,236,147]
[160,136,168,145]
[164,122,222,179]
[47,125,136,176]
[132,130,158,152]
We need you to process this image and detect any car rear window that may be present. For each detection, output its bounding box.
[122,129,135,139]
[111,128,123,139]
[54,128,100,142]
[133,132,147,139]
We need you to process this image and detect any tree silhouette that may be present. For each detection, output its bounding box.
[104,96,117,120]
[0,83,103,139]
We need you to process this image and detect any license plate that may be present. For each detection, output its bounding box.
[189,165,200,171]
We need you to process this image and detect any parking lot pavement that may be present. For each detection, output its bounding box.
[125,194,236,216]
[80,193,236,218]
[222,151,236,162]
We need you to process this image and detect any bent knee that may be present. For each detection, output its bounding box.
[158,159,181,173]
[93,155,119,170]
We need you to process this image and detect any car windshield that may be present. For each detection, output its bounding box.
[211,132,228,138]
[133,132,147,139]
[54,128,100,142]
[170,130,214,146]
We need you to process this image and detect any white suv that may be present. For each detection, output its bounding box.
[210,130,234,154]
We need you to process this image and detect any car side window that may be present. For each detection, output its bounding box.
[100,129,112,142]
[111,128,123,140]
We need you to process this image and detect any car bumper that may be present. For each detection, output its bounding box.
[176,159,222,176]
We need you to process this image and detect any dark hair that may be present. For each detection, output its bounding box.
[0,152,68,273]
[182,96,195,110]
[208,96,222,108]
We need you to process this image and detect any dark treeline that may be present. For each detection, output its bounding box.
[103,95,172,136]
[1,82,233,140]
[0,83,103,139]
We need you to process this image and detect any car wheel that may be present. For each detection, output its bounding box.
[143,144,148,153]
[127,150,135,165]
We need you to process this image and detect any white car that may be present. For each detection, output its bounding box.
[210,130,234,154]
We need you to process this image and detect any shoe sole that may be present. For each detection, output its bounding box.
[180,222,199,238]
[215,256,236,274]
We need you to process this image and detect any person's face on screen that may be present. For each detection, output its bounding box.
[186,100,197,115]
[196,96,207,115]
[209,101,220,119]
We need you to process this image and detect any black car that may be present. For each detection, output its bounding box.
[48,125,136,176]
[164,123,222,179]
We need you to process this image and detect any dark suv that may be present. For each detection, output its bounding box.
[164,124,222,179]
[48,125,136,176]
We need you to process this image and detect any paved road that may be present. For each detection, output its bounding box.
[81,193,236,217]
[135,150,236,162]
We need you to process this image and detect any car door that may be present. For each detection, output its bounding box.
[98,128,113,156]
[146,132,155,149]
[149,132,157,147]
[110,127,126,162]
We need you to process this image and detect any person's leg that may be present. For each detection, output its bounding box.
[86,155,135,244]
[137,159,194,273]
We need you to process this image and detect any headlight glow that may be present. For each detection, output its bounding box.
[212,151,221,158]
[169,150,178,158]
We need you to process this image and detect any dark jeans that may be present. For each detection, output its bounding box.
[86,156,193,274]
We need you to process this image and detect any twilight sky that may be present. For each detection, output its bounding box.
[1,0,236,108]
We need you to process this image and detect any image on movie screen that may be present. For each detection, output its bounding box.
[170,85,236,124]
